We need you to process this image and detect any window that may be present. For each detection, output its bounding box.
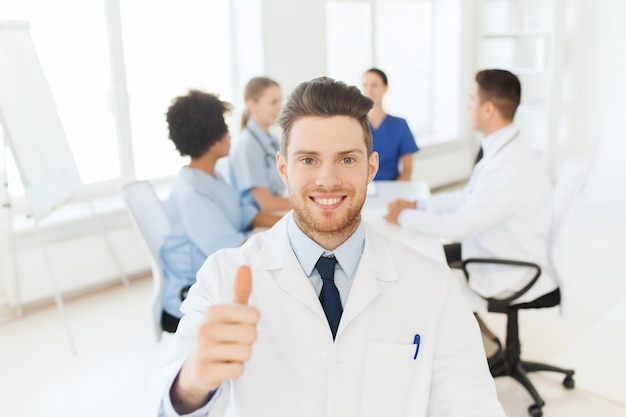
[1,0,233,199]
[2,0,118,197]
[326,2,373,85]
[326,0,462,146]
[119,0,232,180]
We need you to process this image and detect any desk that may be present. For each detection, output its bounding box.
[363,180,445,263]
[365,180,430,209]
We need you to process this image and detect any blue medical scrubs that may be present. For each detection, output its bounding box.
[370,115,419,180]
[160,166,258,318]
[229,119,286,209]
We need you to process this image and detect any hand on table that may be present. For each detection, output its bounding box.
[385,198,417,225]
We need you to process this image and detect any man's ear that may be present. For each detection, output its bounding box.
[484,100,497,119]
[276,151,288,184]
[368,151,379,183]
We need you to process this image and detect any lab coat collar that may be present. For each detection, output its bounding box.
[336,223,400,338]
[254,213,292,271]
[481,124,519,158]
[362,222,400,283]
[254,214,330,323]
[252,214,401,340]
[253,213,399,284]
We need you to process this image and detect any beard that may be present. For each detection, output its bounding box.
[289,182,367,248]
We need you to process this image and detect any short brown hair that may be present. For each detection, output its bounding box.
[475,69,521,120]
[278,77,374,158]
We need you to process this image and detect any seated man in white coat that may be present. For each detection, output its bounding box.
[156,77,505,417]
[385,69,557,366]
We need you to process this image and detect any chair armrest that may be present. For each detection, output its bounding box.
[461,258,542,311]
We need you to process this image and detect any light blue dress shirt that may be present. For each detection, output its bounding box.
[286,212,366,307]
[229,119,286,209]
[160,166,258,318]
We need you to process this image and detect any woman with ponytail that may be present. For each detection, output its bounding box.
[229,77,292,212]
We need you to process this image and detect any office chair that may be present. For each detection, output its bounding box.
[122,180,170,342]
[461,157,590,417]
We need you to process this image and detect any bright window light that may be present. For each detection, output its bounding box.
[326,0,461,146]
[2,0,119,188]
[326,2,372,85]
[1,0,233,195]
[120,0,233,180]
[375,0,432,132]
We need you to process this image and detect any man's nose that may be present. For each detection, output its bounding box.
[315,163,341,189]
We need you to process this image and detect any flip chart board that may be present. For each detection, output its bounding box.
[0,20,82,219]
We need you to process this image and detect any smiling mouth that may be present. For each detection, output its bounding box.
[311,196,345,207]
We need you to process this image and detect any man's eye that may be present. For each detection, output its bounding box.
[302,157,314,165]
[342,157,354,164]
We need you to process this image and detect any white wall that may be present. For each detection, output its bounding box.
[261,0,328,95]
[0,202,151,310]
[230,0,265,101]
[575,0,626,207]
[12,227,147,305]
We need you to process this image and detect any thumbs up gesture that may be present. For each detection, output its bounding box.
[233,264,253,305]
[171,265,260,413]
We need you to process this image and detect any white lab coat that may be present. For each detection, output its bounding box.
[157,216,505,417]
[398,125,557,305]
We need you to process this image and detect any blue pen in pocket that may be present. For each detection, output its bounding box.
[413,334,421,360]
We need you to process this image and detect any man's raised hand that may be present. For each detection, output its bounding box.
[171,265,259,413]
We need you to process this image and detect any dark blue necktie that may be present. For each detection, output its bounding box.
[315,256,342,339]
[474,146,484,166]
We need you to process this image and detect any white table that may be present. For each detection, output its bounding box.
[365,180,430,209]
[363,180,445,263]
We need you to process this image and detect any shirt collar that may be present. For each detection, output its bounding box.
[180,166,221,191]
[481,123,519,156]
[286,211,365,279]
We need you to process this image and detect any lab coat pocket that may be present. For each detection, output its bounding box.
[360,342,430,417]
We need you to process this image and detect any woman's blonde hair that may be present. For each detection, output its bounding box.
[241,76,280,129]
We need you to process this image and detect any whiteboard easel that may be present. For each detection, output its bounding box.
[0,20,129,355]
[0,130,20,316]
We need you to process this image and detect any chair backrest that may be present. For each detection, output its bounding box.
[548,157,591,312]
[122,181,170,341]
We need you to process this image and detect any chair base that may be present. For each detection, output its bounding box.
[491,356,575,417]
[482,290,575,417]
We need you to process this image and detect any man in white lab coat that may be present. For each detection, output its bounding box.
[156,77,505,417]
[385,69,557,362]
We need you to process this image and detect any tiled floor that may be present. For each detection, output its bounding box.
[1,192,625,416]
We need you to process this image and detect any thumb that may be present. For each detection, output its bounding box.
[233,265,252,305]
